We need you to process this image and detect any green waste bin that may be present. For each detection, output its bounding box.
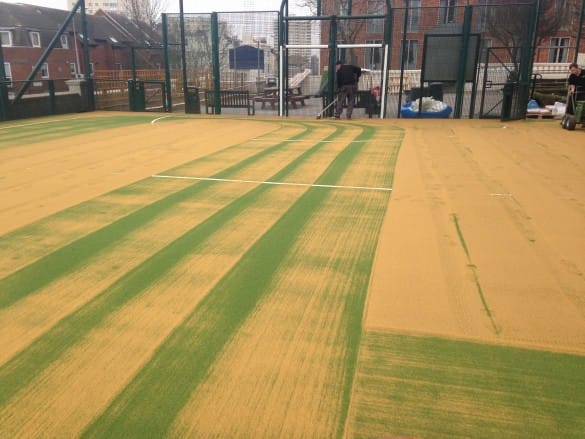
[185,86,200,114]
[0,82,8,121]
[128,80,145,111]
[501,82,515,121]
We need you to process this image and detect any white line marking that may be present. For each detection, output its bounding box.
[151,115,173,124]
[0,117,84,131]
[250,138,401,143]
[251,138,305,142]
[152,174,392,192]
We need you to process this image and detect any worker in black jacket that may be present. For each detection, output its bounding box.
[334,60,362,119]
[567,63,585,116]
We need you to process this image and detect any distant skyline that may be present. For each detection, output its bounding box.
[0,0,294,13]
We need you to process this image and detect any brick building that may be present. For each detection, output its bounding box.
[317,0,583,70]
[0,2,161,84]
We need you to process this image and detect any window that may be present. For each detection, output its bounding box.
[3,62,12,86]
[40,63,49,78]
[365,40,383,70]
[89,62,94,76]
[401,40,418,70]
[70,62,77,77]
[115,63,122,70]
[60,34,69,49]
[367,0,385,34]
[407,0,421,32]
[30,31,41,48]
[548,37,570,63]
[439,0,457,24]
[1,30,13,47]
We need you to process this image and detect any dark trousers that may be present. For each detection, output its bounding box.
[335,84,357,118]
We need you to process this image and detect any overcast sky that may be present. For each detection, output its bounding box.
[0,0,291,13]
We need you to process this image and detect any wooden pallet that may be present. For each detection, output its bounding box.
[526,112,555,119]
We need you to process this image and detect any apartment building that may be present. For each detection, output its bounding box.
[1,2,160,85]
[68,0,123,15]
[318,0,583,69]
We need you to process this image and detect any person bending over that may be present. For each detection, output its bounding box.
[334,60,362,119]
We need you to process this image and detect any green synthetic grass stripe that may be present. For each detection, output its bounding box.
[81,125,375,438]
[452,213,499,334]
[350,331,585,439]
[0,122,343,408]
[337,128,402,439]
[0,120,303,274]
[0,116,158,146]
[0,180,196,280]
[0,124,314,309]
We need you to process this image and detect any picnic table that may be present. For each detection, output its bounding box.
[254,86,309,110]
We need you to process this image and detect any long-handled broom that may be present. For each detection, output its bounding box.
[316,97,338,119]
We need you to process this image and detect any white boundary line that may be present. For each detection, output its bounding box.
[152,174,392,192]
[151,115,173,124]
[1,115,172,131]
[0,117,85,131]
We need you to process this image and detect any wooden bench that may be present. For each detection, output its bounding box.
[287,94,309,109]
[254,95,278,110]
[253,92,309,110]
[204,90,255,115]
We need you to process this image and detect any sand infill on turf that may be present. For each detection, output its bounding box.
[0,114,280,234]
[167,126,397,438]
[367,119,585,354]
[0,183,311,437]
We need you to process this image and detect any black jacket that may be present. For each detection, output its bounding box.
[569,70,585,99]
[336,64,362,87]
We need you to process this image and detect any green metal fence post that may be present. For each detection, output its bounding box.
[179,0,188,113]
[162,13,172,112]
[0,38,8,121]
[131,47,137,82]
[48,80,56,114]
[381,4,393,119]
[80,0,95,111]
[574,0,584,64]
[397,0,410,117]
[211,12,221,115]
[518,0,540,119]
[454,5,472,119]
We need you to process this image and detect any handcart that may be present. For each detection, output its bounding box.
[561,93,584,131]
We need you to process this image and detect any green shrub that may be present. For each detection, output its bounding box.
[532,91,566,107]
